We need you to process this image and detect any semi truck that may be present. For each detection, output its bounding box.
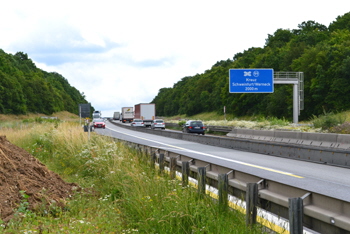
[113,112,120,120]
[134,103,155,127]
[121,107,134,123]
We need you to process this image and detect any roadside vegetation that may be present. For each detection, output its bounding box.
[0,50,90,116]
[152,13,350,123]
[1,110,350,232]
[0,113,267,233]
[164,110,350,134]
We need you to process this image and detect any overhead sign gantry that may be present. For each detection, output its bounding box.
[229,69,304,123]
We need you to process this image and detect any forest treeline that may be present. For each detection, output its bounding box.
[0,50,89,115]
[152,12,350,121]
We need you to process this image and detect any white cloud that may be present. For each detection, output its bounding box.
[1,0,350,117]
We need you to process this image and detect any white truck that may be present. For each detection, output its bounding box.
[113,112,120,120]
[121,107,134,123]
[134,103,155,127]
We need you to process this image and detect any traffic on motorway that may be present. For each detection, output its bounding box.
[92,120,350,234]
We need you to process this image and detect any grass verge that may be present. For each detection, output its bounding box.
[1,119,267,233]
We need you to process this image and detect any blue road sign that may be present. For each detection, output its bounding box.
[229,69,274,93]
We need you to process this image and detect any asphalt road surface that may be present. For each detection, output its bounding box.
[94,121,350,202]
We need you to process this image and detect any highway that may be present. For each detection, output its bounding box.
[95,121,350,202]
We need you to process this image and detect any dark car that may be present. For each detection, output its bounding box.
[93,118,105,129]
[182,120,206,135]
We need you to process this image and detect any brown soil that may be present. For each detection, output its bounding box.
[0,135,78,223]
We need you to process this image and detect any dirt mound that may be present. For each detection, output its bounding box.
[0,135,78,222]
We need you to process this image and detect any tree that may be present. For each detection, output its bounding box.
[0,50,90,115]
[326,56,350,110]
[265,29,294,48]
[292,21,329,46]
[329,12,350,32]
[150,14,350,120]
[0,71,26,114]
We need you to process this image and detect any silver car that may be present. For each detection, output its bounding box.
[151,119,165,130]
[131,119,145,127]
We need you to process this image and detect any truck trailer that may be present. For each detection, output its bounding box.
[121,107,134,123]
[134,103,155,127]
[113,112,120,120]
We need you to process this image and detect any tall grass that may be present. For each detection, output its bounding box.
[1,120,266,233]
[310,111,347,130]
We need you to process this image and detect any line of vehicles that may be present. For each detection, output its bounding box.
[113,103,165,130]
[92,111,106,129]
[95,103,206,134]
[115,104,155,126]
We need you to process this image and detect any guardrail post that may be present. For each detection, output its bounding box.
[182,161,190,186]
[197,167,206,196]
[170,157,177,179]
[289,197,303,234]
[150,152,156,169]
[218,174,228,211]
[158,153,165,174]
[246,183,258,226]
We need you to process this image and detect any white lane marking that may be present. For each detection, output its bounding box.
[106,126,303,178]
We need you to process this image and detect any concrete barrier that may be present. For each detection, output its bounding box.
[298,132,338,148]
[164,122,350,151]
[273,131,301,144]
[251,130,275,141]
[227,128,350,150]
[336,134,350,149]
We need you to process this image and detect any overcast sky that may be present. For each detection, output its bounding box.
[1,1,350,117]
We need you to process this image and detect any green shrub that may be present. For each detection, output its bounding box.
[311,111,346,130]
[178,120,186,127]
[267,116,289,126]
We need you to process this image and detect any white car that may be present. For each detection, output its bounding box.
[151,119,165,130]
[131,119,145,127]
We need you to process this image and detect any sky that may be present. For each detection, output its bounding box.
[1,1,350,117]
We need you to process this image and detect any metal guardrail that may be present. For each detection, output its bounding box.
[108,120,350,233]
[116,140,350,234]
